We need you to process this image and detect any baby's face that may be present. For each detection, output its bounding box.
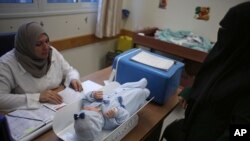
[83,106,100,112]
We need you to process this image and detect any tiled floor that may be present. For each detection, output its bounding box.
[159,105,185,141]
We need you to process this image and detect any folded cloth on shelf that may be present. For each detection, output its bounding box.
[155,28,214,53]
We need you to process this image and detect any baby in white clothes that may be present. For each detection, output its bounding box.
[74,78,150,141]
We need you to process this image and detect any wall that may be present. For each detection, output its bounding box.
[122,0,248,42]
[0,13,97,40]
[61,40,115,77]
[0,12,116,77]
[2,1,247,76]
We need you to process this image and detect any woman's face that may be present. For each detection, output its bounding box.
[34,34,50,59]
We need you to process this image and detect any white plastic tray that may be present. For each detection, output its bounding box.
[53,97,153,141]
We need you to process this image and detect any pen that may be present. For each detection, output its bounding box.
[42,105,57,112]
[7,114,45,123]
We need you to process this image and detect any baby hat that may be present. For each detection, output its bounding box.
[74,110,104,141]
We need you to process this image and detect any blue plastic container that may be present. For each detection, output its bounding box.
[112,48,184,105]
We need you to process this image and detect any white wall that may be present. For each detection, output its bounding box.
[0,13,96,40]
[122,0,248,42]
[0,12,116,77]
[61,40,116,77]
[1,1,248,76]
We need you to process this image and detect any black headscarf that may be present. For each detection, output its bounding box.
[183,2,250,140]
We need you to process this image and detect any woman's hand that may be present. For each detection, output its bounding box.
[39,89,63,104]
[178,96,188,109]
[52,85,65,92]
[70,79,83,92]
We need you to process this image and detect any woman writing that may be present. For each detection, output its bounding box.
[0,22,83,112]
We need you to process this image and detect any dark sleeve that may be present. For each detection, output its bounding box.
[231,93,250,124]
[216,92,250,141]
[179,87,192,100]
[215,129,229,141]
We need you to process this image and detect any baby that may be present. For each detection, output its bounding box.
[74,78,150,141]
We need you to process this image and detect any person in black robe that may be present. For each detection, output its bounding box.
[162,2,250,141]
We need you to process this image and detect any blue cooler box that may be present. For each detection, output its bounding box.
[112,48,184,105]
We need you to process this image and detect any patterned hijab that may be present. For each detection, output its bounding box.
[15,22,52,78]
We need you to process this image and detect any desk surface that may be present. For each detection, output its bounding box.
[33,67,180,141]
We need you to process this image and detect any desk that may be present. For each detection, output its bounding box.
[33,67,181,141]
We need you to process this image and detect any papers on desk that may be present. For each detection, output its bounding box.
[131,51,175,70]
[8,106,55,124]
[6,106,55,141]
[44,80,103,111]
[82,80,103,93]
[43,87,82,111]
[6,115,45,141]
[6,80,103,141]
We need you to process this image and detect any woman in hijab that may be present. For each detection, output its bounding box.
[0,22,83,112]
[162,2,250,141]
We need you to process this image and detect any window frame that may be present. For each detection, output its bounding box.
[0,1,39,13]
[0,0,98,19]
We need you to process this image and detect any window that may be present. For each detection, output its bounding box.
[47,0,77,3]
[47,0,98,3]
[0,0,98,18]
[81,0,97,2]
[0,0,33,3]
[0,0,98,3]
